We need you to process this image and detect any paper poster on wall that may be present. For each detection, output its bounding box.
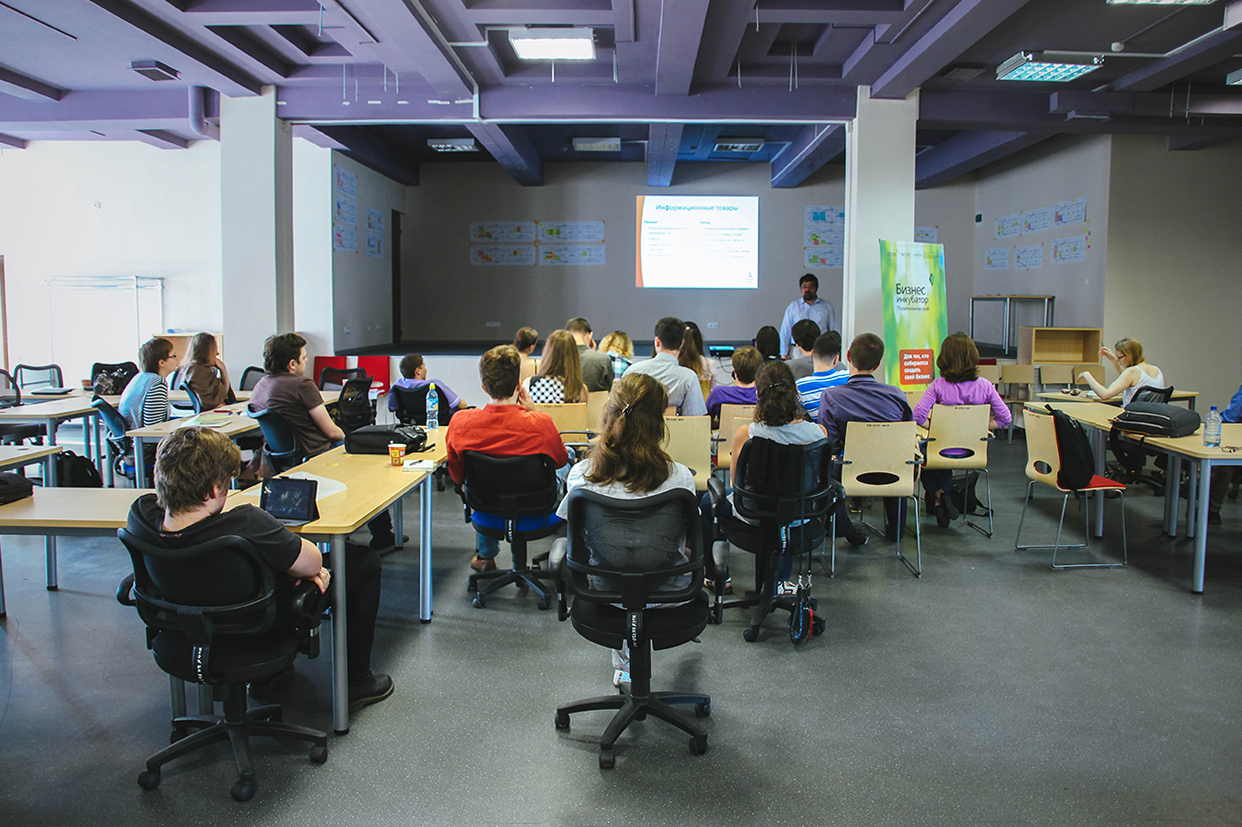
[470,221,536,242]
[1053,197,1087,226]
[366,232,384,258]
[805,205,845,226]
[804,226,844,247]
[333,223,357,252]
[1051,235,1086,264]
[805,247,844,269]
[366,208,384,234]
[1021,207,1053,235]
[995,214,1021,239]
[985,248,1010,270]
[541,244,606,265]
[878,240,948,388]
[1014,245,1043,270]
[538,221,605,243]
[914,226,938,243]
[333,165,358,198]
[334,196,357,226]
[470,244,537,266]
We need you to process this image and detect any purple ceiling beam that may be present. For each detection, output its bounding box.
[467,122,543,186]
[462,9,615,25]
[694,0,760,85]
[0,132,27,149]
[771,123,845,188]
[0,66,66,102]
[616,0,636,43]
[870,0,1032,100]
[647,122,683,186]
[307,124,419,185]
[1167,135,1232,151]
[0,88,209,133]
[915,130,1050,189]
[176,0,321,26]
[206,25,295,78]
[133,129,191,149]
[83,0,265,96]
[1112,30,1242,92]
[656,0,711,96]
[757,7,906,26]
[842,29,892,85]
[1050,90,1242,119]
[276,82,468,120]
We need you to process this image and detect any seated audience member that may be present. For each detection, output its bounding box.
[525,329,588,404]
[797,332,848,418]
[556,373,696,686]
[174,332,234,410]
[786,319,821,380]
[622,317,708,417]
[566,317,613,393]
[818,333,912,543]
[446,345,570,572]
[705,346,762,426]
[513,327,539,384]
[249,333,395,549]
[599,331,633,384]
[1078,337,1165,406]
[680,321,716,392]
[388,353,466,415]
[126,427,392,707]
[1209,381,1242,526]
[912,333,1011,528]
[754,325,782,361]
[120,337,179,431]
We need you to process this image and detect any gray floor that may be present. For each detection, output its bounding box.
[2,440,1241,826]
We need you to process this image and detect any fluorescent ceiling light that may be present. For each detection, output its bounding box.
[714,139,765,152]
[130,60,179,81]
[1229,68,1242,85]
[426,138,478,152]
[1106,1,1216,5]
[509,28,595,61]
[997,52,1102,82]
[572,137,620,152]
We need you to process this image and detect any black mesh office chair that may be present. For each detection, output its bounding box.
[550,488,710,768]
[246,407,308,474]
[460,451,563,609]
[0,368,40,444]
[238,366,265,391]
[172,373,204,414]
[14,363,63,390]
[704,437,840,643]
[116,529,328,801]
[391,385,455,428]
[317,366,366,391]
[334,376,375,433]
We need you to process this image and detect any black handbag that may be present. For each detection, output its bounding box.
[1113,402,1201,438]
[343,424,428,455]
[0,471,35,505]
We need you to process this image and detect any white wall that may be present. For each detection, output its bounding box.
[293,140,334,361]
[914,177,976,335]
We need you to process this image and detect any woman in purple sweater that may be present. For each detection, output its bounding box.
[913,334,1012,527]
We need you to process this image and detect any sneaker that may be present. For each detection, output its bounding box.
[846,531,868,548]
[348,672,394,708]
[612,669,630,688]
[1208,512,1222,526]
[935,504,950,529]
[470,554,498,573]
[704,577,733,594]
[248,664,295,699]
[776,580,798,597]
[848,497,864,514]
[942,496,959,522]
[369,532,398,550]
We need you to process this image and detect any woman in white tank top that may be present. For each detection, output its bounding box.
[1078,337,1165,407]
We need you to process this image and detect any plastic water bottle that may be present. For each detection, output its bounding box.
[425,382,439,430]
[1203,406,1221,447]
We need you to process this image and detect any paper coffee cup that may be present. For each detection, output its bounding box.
[388,443,406,466]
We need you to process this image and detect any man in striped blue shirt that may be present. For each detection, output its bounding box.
[796,331,848,417]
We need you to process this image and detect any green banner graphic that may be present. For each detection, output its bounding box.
[879,240,949,388]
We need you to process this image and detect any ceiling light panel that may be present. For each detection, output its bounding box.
[997,53,1102,82]
[509,28,596,61]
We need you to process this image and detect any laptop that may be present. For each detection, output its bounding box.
[259,477,320,526]
[30,387,73,396]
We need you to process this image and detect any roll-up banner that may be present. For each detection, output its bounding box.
[879,240,948,389]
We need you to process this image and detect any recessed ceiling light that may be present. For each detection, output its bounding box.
[572,137,620,152]
[1228,68,1242,85]
[509,28,595,61]
[130,60,179,81]
[997,52,1102,82]
[942,65,985,81]
[714,139,765,152]
[427,138,478,152]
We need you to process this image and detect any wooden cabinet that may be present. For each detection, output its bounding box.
[1017,327,1101,365]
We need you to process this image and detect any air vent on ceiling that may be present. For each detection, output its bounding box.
[714,139,764,153]
[427,138,478,152]
[130,60,179,81]
[572,137,621,152]
[942,65,985,81]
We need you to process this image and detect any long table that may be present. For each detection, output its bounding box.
[1036,390,1199,410]
[0,444,64,615]
[0,395,102,467]
[128,404,260,488]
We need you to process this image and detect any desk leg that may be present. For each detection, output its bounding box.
[393,502,404,550]
[1092,428,1105,537]
[135,438,148,489]
[420,476,433,623]
[0,539,6,617]
[329,536,349,735]
[169,677,186,719]
[1193,459,1210,594]
[93,415,102,472]
[1165,455,1182,536]
[44,454,57,590]
[1186,460,1198,540]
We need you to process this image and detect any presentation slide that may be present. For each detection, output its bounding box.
[636,195,758,289]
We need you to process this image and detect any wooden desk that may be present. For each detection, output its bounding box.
[0,396,102,470]
[1036,390,1199,410]
[127,405,259,488]
[0,444,64,615]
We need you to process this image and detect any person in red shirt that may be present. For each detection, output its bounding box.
[446,344,570,572]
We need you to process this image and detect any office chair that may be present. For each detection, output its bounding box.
[246,407,307,474]
[0,368,41,445]
[1110,385,1176,490]
[14,363,63,390]
[173,375,204,414]
[334,376,375,433]
[317,366,366,392]
[238,366,265,391]
[459,451,563,609]
[91,395,148,484]
[116,529,328,801]
[705,437,839,642]
[550,488,710,768]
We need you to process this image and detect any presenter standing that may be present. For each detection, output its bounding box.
[778,274,836,358]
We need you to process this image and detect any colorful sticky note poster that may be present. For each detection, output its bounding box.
[1022,207,1053,235]
[878,240,948,388]
[470,244,537,266]
[804,226,844,247]
[537,221,605,243]
[333,223,357,252]
[804,247,844,269]
[985,248,1010,271]
[540,244,606,265]
[914,226,938,243]
[1014,245,1043,270]
[334,196,357,226]
[366,232,384,258]
[333,165,358,198]
[1051,235,1086,264]
[469,221,536,242]
[805,205,845,226]
[1053,197,1087,226]
[366,208,384,233]
[995,214,1021,240]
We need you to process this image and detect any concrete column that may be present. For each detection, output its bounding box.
[220,86,294,369]
[843,86,918,344]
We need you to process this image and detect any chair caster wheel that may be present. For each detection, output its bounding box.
[554,711,570,730]
[812,617,826,636]
[472,594,487,608]
[466,578,476,592]
[537,596,552,610]
[230,777,257,802]
[599,748,615,769]
[689,735,708,755]
[137,768,160,790]
[742,627,759,643]
[310,744,328,764]
[694,701,711,718]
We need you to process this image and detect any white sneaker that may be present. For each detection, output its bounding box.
[776,580,798,597]
[612,669,630,687]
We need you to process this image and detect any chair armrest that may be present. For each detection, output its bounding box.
[290,580,327,623]
[116,574,136,607]
[707,476,726,504]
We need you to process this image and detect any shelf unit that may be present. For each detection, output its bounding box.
[1017,327,1101,365]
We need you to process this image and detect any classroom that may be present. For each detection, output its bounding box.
[1,1,1241,824]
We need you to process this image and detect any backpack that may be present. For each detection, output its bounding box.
[93,366,138,396]
[1113,401,1201,438]
[55,451,104,488]
[1044,405,1094,490]
[0,471,35,505]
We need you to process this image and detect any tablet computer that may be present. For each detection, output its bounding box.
[30,387,73,396]
[259,477,319,526]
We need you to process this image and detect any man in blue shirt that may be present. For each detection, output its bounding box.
[778,273,836,358]
[796,332,848,418]
[388,354,465,415]
[1208,382,1242,524]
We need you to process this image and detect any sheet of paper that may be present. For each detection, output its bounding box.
[805,205,845,226]
[366,232,384,258]
[1053,197,1087,226]
[995,213,1021,240]
[804,226,844,247]
[537,221,605,242]
[470,244,536,266]
[985,248,1010,270]
[1014,245,1043,270]
[284,471,347,500]
[469,221,536,242]
[804,247,844,269]
[403,459,437,472]
[540,243,605,265]
[1022,207,1053,235]
[333,195,357,226]
[333,224,357,252]
[366,208,384,233]
[914,226,938,243]
[1051,235,1086,263]
[333,165,358,198]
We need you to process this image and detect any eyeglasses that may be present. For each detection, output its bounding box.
[1221,446,1240,453]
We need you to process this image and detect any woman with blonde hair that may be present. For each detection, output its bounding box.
[1078,337,1165,407]
[174,332,234,410]
[513,326,539,383]
[598,330,633,384]
[524,329,587,403]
